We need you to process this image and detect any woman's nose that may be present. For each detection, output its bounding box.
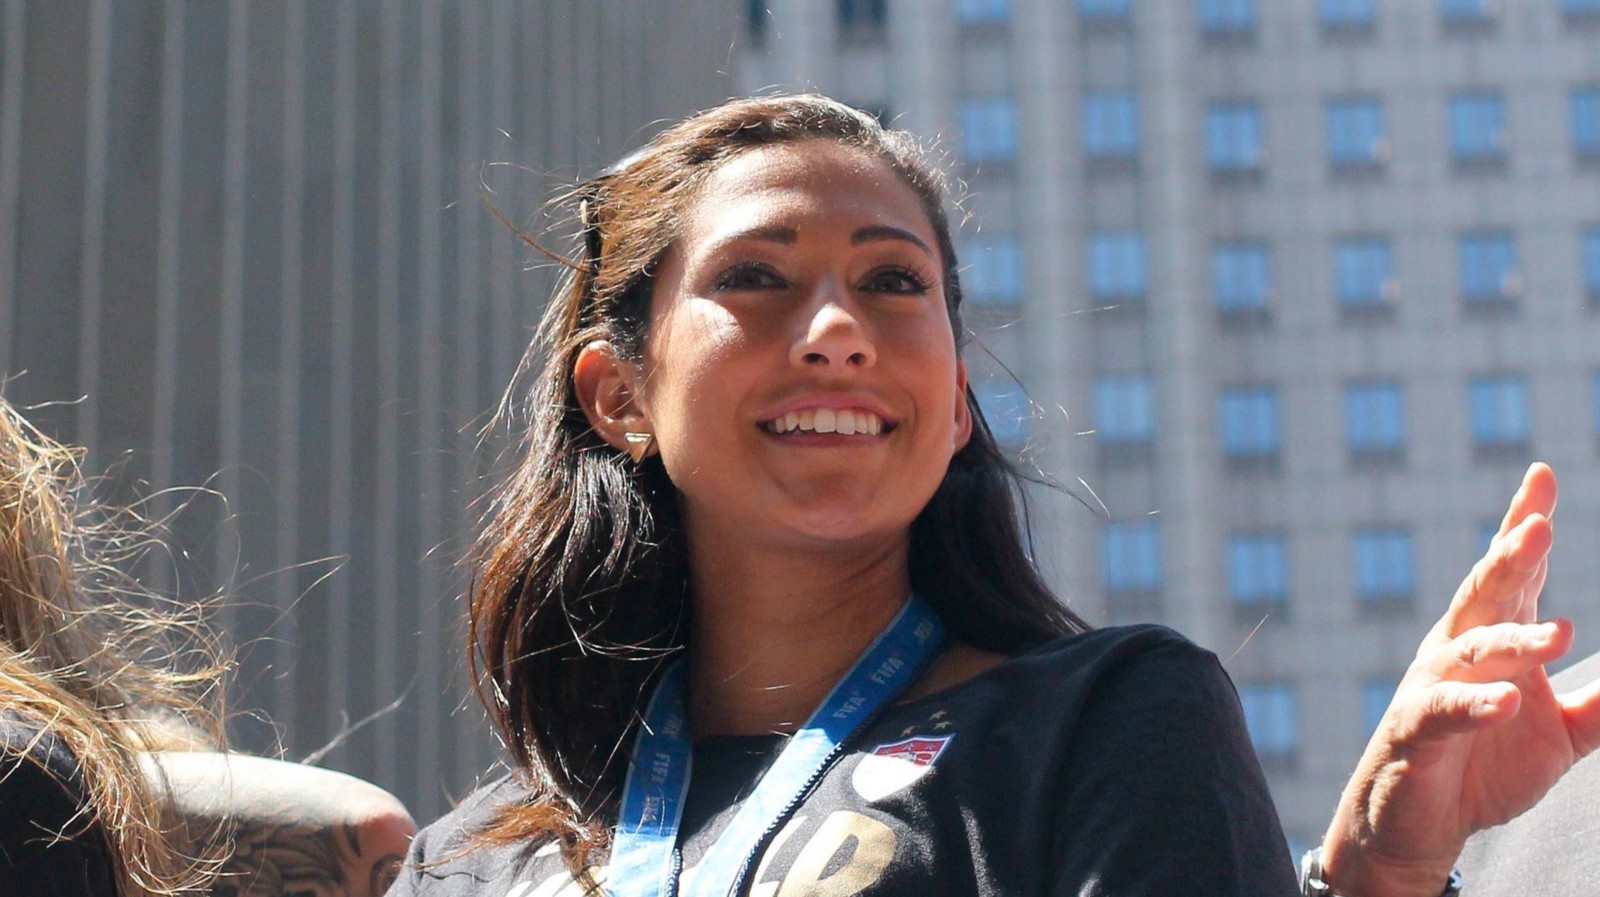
[791,284,876,369]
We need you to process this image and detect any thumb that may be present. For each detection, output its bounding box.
[1560,678,1600,758]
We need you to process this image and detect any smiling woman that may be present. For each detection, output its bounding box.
[391,95,1600,897]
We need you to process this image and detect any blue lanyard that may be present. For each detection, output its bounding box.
[608,596,945,897]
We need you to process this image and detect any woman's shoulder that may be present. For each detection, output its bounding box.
[931,623,1220,703]
[0,714,120,897]
[0,712,91,808]
[399,770,547,891]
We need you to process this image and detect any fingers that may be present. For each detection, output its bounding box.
[1560,677,1600,758]
[1429,619,1571,685]
[1495,462,1557,540]
[1403,680,1522,741]
[1437,509,1553,637]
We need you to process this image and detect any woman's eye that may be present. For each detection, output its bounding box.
[861,267,932,295]
[714,263,785,291]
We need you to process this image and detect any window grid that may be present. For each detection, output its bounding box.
[1206,101,1264,175]
[1585,228,1600,300]
[1458,231,1520,305]
[1574,88,1600,157]
[975,383,1030,446]
[1229,533,1289,608]
[1103,521,1162,593]
[1344,381,1405,456]
[1095,375,1155,446]
[955,0,1010,24]
[960,98,1019,163]
[1198,0,1255,37]
[1439,0,1495,22]
[1354,527,1415,604]
[1449,92,1507,163]
[1327,97,1386,169]
[1220,385,1281,461]
[1083,92,1140,161]
[1469,374,1531,451]
[1238,683,1298,763]
[1089,231,1148,302]
[959,236,1024,304]
[1592,371,1600,442]
[1335,237,1396,310]
[1213,241,1271,314]
[1319,0,1376,29]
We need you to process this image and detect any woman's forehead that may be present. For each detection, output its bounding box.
[676,141,936,252]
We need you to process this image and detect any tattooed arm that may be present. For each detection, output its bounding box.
[142,751,417,897]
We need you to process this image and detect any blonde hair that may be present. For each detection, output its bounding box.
[0,396,227,896]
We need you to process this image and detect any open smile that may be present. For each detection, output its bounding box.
[759,407,894,436]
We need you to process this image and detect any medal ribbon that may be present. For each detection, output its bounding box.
[608,595,945,897]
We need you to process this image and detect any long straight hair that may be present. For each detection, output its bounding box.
[469,95,1091,873]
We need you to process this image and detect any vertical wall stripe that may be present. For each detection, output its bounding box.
[326,0,358,740]
[373,0,403,785]
[274,0,307,723]
[488,0,516,395]
[74,0,111,462]
[0,0,25,380]
[149,0,185,595]
[415,0,445,790]
[217,0,249,617]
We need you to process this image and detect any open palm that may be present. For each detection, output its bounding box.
[1321,464,1600,897]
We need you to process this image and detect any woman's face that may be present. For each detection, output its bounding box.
[632,139,971,551]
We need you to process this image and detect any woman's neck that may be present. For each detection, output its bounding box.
[685,532,911,739]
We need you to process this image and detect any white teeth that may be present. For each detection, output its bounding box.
[762,408,886,436]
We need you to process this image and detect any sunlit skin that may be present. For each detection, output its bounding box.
[573,140,1001,737]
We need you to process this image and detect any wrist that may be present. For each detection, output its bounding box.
[1308,841,1462,897]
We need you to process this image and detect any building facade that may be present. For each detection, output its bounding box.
[740,0,1600,847]
[0,0,737,819]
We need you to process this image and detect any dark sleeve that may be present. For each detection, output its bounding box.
[0,743,119,897]
[1047,635,1298,896]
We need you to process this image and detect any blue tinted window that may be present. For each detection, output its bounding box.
[1319,0,1375,27]
[1089,231,1148,299]
[1335,237,1394,306]
[1449,92,1506,160]
[1469,375,1530,447]
[955,0,1010,23]
[1080,0,1131,17]
[1095,376,1155,445]
[1206,102,1263,172]
[1213,241,1271,311]
[1574,88,1600,155]
[1345,381,1405,452]
[1458,232,1518,302]
[961,98,1019,162]
[1229,533,1288,606]
[1083,92,1140,159]
[1220,386,1280,457]
[1327,97,1385,166]
[1585,229,1600,296]
[1593,371,1600,440]
[1198,0,1255,34]
[959,236,1024,303]
[975,384,1030,445]
[1103,521,1162,592]
[1439,0,1493,20]
[1354,527,1415,601]
[1362,678,1399,736]
[837,0,888,27]
[1565,0,1600,14]
[1238,683,1297,758]
[1478,520,1501,556]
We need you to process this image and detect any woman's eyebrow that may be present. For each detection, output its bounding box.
[852,224,932,254]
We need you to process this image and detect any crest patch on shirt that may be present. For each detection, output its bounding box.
[850,734,953,802]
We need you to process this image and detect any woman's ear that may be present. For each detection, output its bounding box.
[573,340,652,455]
[952,360,973,453]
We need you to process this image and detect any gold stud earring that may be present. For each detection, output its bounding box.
[623,431,658,463]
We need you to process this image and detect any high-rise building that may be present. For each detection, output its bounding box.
[741,0,1600,847]
[0,0,738,819]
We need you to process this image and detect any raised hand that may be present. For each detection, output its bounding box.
[1319,463,1600,897]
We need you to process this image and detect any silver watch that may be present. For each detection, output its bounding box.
[1299,847,1463,897]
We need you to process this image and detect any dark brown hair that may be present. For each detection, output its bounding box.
[469,94,1090,874]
